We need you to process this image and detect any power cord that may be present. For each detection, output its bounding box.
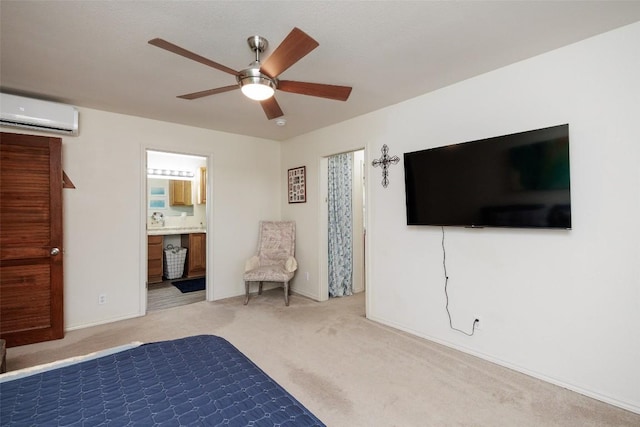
[442,226,478,336]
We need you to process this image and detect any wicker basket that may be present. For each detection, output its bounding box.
[163,244,187,280]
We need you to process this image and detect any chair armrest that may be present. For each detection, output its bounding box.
[285,256,298,273]
[245,256,260,272]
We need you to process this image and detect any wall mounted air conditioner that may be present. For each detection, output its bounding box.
[0,93,79,135]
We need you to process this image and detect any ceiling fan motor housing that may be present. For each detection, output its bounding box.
[236,67,278,89]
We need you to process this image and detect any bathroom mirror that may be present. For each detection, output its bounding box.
[147,178,194,217]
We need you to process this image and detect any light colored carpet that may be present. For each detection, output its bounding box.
[5,291,639,426]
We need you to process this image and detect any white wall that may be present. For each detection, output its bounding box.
[282,23,640,412]
[2,107,282,329]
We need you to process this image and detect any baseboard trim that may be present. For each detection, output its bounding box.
[290,287,321,301]
[65,312,142,332]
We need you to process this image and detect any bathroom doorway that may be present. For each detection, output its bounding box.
[145,150,209,312]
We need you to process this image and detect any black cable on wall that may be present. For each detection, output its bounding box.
[442,226,478,336]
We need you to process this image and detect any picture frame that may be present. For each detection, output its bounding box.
[149,199,166,209]
[288,166,306,203]
[149,186,166,196]
[149,184,167,210]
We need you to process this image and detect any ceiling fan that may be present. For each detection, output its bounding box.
[148,28,352,120]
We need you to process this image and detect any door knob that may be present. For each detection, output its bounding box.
[51,247,60,256]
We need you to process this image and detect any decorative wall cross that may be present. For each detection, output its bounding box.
[371,144,400,188]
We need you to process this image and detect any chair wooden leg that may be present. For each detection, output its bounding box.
[244,281,250,305]
[284,281,289,306]
[258,281,263,295]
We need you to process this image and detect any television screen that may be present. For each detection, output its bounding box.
[404,124,571,229]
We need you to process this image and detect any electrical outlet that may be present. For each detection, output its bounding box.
[474,317,482,331]
[305,272,310,281]
[98,294,107,305]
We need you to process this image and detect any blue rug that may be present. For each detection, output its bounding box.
[172,277,205,293]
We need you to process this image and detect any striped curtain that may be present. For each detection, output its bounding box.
[328,152,353,297]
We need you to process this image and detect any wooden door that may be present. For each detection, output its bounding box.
[181,233,206,277]
[190,233,206,276]
[0,132,64,347]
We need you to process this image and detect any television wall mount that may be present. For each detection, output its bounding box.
[372,144,400,188]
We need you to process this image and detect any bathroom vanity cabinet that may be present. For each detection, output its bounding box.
[181,233,206,278]
[147,231,206,283]
[147,235,164,284]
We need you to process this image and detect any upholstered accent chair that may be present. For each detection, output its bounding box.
[244,221,297,306]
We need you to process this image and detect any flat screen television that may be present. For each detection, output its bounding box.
[404,124,571,229]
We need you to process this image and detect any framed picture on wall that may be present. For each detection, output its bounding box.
[288,166,306,203]
[149,198,166,209]
[149,186,166,196]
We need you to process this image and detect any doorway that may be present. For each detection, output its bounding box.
[320,149,366,300]
[144,150,209,312]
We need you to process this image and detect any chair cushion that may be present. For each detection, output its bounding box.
[258,221,295,261]
[244,264,294,282]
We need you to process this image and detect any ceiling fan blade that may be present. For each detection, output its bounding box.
[260,28,319,78]
[278,80,352,101]
[260,97,284,120]
[177,85,239,100]
[149,38,238,76]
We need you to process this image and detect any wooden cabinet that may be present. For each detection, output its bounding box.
[198,167,207,204]
[169,180,192,206]
[148,233,204,282]
[147,235,163,283]
[181,233,206,278]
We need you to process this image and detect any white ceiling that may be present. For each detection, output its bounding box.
[2,1,639,141]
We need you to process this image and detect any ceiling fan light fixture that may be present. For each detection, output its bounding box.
[237,66,277,101]
[240,78,276,101]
